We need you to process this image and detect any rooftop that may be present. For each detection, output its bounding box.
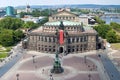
[83,26,97,33]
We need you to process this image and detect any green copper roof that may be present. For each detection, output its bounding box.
[44,20,81,26]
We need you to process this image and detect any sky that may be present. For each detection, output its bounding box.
[0,0,120,7]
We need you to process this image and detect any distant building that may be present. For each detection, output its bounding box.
[17,5,32,14]
[26,4,32,13]
[21,15,45,23]
[6,6,15,16]
[0,10,6,17]
[57,8,71,12]
[79,15,88,25]
[49,10,79,22]
[24,9,103,54]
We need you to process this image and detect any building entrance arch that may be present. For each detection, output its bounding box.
[59,46,64,53]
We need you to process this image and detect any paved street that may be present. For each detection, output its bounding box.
[99,49,120,80]
[0,50,108,80]
[0,43,24,78]
[0,53,22,77]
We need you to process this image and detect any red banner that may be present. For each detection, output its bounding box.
[59,30,64,44]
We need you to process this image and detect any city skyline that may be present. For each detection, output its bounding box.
[0,0,120,7]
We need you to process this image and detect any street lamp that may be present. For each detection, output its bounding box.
[84,55,87,63]
[88,74,91,80]
[32,55,36,63]
[16,73,19,80]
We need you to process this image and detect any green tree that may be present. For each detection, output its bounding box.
[94,24,112,38]
[13,30,25,43]
[32,9,41,17]
[38,17,48,25]
[31,9,52,17]
[0,17,24,30]
[94,16,105,24]
[116,35,120,42]
[110,22,120,32]
[106,30,117,43]
[0,29,14,46]
[22,21,38,29]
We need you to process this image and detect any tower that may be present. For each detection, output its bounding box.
[6,6,14,16]
[26,4,31,13]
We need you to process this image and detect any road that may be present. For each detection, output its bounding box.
[0,44,24,78]
[0,53,22,77]
[99,49,120,80]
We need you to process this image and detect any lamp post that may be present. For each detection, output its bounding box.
[84,55,87,63]
[32,55,35,63]
[88,74,91,80]
[16,73,19,80]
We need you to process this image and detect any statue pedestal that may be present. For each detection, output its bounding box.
[51,53,64,74]
[51,66,64,74]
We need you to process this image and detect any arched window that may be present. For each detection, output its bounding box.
[63,17,65,19]
[68,38,71,43]
[45,37,47,42]
[41,37,43,41]
[76,37,79,42]
[72,38,75,43]
[52,17,54,19]
[66,17,68,19]
[56,16,58,19]
[73,17,75,20]
[39,36,41,41]
[49,37,51,42]
[81,37,83,42]
[59,17,61,19]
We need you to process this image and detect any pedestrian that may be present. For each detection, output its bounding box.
[50,74,54,80]
[42,69,44,74]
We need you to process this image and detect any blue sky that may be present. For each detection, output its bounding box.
[0,0,120,7]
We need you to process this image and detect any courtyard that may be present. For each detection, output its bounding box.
[1,50,108,80]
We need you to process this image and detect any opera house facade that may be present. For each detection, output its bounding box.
[24,10,102,54]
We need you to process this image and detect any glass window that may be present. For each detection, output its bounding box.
[52,17,54,19]
[72,38,74,43]
[41,37,43,41]
[66,17,68,19]
[81,37,83,42]
[68,38,71,43]
[49,37,51,42]
[73,17,75,19]
[77,38,79,42]
[59,17,61,19]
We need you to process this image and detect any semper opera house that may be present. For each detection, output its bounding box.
[23,9,103,54]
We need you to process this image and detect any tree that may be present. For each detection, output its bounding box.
[110,22,120,32]
[13,30,25,43]
[106,30,117,43]
[0,17,24,30]
[22,21,38,29]
[0,29,24,47]
[116,35,120,43]
[94,16,105,24]
[38,17,48,25]
[0,29,14,46]
[94,24,112,38]
[32,9,41,17]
